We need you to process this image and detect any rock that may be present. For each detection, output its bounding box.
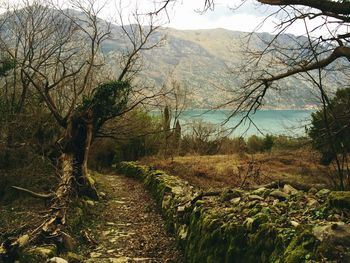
[220,189,242,202]
[243,213,268,231]
[17,234,30,247]
[85,200,95,206]
[177,205,186,213]
[246,200,259,208]
[306,197,319,207]
[109,257,131,263]
[85,258,110,263]
[328,191,350,209]
[230,197,241,205]
[90,252,102,258]
[290,221,300,227]
[308,187,318,195]
[249,195,264,201]
[109,258,152,263]
[243,217,254,231]
[178,224,188,240]
[313,223,350,247]
[261,207,270,214]
[67,252,84,263]
[251,187,268,196]
[270,190,289,201]
[162,194,171,209]
[283,230,317,263]
[316,188,331,198]
[99,192,107,198]
[48,257,68,263]
[283,184,299,195]
[327,214,342,221]
[313,223,350,262]
[171,186,184,195]
[24,245,57,261]
[0,246,5,255]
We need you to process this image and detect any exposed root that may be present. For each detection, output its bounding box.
[1,155,77,261]
[11,186,55,200]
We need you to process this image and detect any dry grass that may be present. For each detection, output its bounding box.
[141,149,329,191]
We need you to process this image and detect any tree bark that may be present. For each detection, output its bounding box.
[60,109,98,200]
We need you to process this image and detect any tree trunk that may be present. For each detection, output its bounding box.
[60,109,98,200]
[1,110,100,260]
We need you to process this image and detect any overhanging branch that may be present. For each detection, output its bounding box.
[265,46,350,82]
[258,0,350,16]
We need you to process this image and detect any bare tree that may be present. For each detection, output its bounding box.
[154,0,350,115]
[155,0,350,187]
[0,0,163,255]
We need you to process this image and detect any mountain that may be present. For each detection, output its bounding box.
[1,7,339,110]
[103,26,339,110]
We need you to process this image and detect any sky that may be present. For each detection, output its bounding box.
[164,0,282,33]
[2,0,345,36]
[99,0,326,36]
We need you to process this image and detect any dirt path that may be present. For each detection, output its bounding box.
[82,173,184,263]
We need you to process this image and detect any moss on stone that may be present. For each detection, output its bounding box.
[283,230,317,263]
[66,251,84,263]
[117,162,341,263]
[21,244,57,262]
[328,191,350,209]
[220,188,242,202]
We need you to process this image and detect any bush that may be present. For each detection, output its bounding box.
[263,134,274,152]
[180,120,222,155]
[247,135,265,153]
[89,109,163,167]
[218,137,247,154]
[308,88,350,165]
[272,136,308,151]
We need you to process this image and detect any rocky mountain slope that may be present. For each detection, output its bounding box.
[2,7,342,110]
[103,26,342,109]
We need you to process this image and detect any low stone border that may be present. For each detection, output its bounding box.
[117,162,350,263]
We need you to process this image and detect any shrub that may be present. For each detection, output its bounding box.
[247,135,264,153]
[218,137,247,154]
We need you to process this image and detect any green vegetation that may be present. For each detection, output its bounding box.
[308,88,350,164]
[308,88,350,190]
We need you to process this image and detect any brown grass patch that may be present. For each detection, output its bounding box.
[141,149,329,191]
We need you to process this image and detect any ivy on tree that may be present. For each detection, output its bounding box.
[79,80,131,135]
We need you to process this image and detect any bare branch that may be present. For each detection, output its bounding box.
[258,0,350,16]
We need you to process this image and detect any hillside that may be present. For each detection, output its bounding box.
[0,7,339,110]
[103,27,337,110]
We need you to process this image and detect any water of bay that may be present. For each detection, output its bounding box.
[176,109,313,137]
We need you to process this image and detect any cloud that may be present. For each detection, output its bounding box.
[166,0,281,33]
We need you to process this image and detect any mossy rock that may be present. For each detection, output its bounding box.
[220,189,242,202]
[313,223,350,260]
[66,252,84,262]
[115,162,344,263]
[283,230,317,263]
[328,191,350,209]
[20,244,57,262]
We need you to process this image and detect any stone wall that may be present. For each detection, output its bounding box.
[117,162,350,263]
